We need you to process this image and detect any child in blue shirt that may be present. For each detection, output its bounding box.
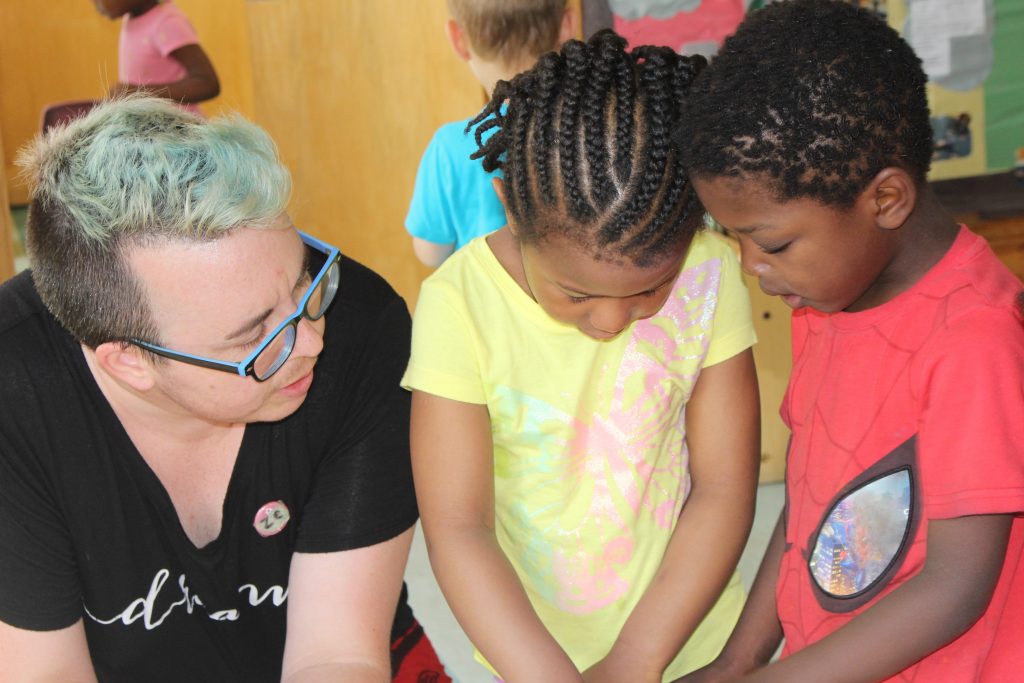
[406,0,574,267]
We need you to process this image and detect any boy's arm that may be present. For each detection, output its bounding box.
[411,237,455,268]
[585,349,761,683]
[110,44,220,104]
[410,391,583,683]
[0,619,98,683]
[671,511,786,683]
[736,513,1012,683]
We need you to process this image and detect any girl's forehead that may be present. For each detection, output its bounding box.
[526,234,684,297]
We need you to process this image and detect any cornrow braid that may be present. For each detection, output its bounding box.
[532,52,563,204]
[558,39,596,223]
[469,29,707,266]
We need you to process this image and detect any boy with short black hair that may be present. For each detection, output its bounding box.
[673,1,1024,681]
[406,0,574,267]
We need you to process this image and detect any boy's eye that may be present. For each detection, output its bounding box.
[568,295,591,304]
[759,241,791,255]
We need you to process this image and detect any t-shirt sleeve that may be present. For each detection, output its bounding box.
[0,436,81,630]
[917,307,1024,519]
[405,128,458,246]
[295,296,419,552]
[704,241,757,367]
[151,8,199,57]
[402,276,486,405]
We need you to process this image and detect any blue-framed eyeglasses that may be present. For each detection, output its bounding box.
[131,230,341,382]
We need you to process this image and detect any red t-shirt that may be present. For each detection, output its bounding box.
[778,227,1024,681]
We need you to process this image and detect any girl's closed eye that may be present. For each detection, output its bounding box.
[759,240,791,255]
[568,294,591,304]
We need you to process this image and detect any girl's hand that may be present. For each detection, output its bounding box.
[582,652,660,683]
[670,659,743,683]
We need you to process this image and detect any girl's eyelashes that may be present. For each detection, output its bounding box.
[759,241,791,255]
[568,287,659,304]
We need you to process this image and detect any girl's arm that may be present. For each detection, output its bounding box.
[410,390,583,683]
[671,511,786,683]
[584,348,761,683]
[110,44,220,104]
[733,513,1012,683]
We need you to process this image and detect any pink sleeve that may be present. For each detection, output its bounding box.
[151,10,199,57]
[917,307,1024,519]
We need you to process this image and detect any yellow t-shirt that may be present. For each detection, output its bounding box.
[402,230,756,680]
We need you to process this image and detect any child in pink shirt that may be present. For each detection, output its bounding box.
[93,0,219,114]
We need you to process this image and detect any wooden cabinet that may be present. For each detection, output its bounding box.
[932,171,1024,282]
[961,213,1024,282]
[746,273,792,483]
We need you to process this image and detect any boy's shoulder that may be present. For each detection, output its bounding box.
[927,227,1023,329]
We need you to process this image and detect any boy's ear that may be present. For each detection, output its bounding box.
[445,19,473,62]
[93,341,158,393]
[491,177,518,237]
[558,6,579,45]
[866,167,917,231]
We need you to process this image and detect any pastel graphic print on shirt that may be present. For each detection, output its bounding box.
[491,259,720,615]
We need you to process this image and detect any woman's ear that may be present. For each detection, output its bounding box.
[93,341,157,393]
[866,167,917,231]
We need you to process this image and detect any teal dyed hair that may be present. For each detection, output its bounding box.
[18,96,292,348]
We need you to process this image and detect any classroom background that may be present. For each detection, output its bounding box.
[0,1,1021,680]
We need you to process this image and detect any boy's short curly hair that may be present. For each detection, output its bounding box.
[678,0,933,208]
[448,0,567,64]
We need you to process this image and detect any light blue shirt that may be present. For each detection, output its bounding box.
[405,113,506,251]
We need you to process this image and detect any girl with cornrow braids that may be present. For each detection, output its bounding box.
[403,29,760,683]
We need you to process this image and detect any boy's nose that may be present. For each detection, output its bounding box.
[738,239,768,277]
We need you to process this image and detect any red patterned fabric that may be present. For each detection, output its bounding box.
[778,227,1024,681]
[391,619,452,683]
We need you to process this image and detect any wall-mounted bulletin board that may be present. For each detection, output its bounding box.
[586,0,1024,181]
[887,0,1024,181]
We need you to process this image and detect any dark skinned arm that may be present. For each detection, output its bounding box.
[671,510,786,683]
[410,391,582,683]
[109,44,220,104]
[585,349,761,683]
[735,513,1012,683]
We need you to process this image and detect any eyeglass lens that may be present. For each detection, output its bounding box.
[252,260,339,380]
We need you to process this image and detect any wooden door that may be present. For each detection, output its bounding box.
[245,1,486,307]
[0,124,13,282]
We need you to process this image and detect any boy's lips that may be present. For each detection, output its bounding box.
[760,284,804,308]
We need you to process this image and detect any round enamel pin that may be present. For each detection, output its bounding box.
[253,500,290,537]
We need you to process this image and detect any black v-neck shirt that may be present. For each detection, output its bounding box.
[0,257,418,682]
